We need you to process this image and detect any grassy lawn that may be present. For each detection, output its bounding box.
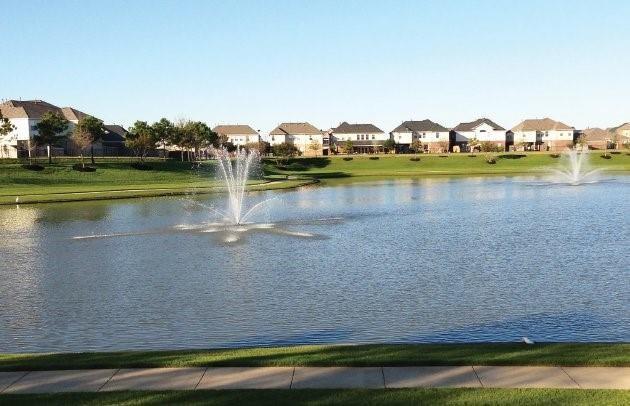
[1,389,628,406]
[1,152,628,204]
[263,151,630,180]
[1,344,628,371]
[0,159,311,204]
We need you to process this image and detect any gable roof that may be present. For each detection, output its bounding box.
[333,122,384,134]
[102,125,127,144]
[511,118,573,132]
[453,118,505,132]
[0,100,92,121]
[608,122,630,133]
[392,119,448,133]
[581,128,612,141]
[213,124,259,136]
[269,122,321,135]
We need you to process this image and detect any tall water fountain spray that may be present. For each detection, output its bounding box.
[212,147,275,225]
[551,149,601,185]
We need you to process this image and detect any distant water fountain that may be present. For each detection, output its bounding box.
[551,149,601,185]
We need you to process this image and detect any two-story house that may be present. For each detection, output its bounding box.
[269,122,328,156]
[213,124,261,147]
[450,118,507,152]
[390,119,450,153]
[511,118,574,151]
[0,99,91,158]
[330,122,389,154]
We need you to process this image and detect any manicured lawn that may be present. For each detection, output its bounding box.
[263,152,630,179]
[0,159,310,204]
[1,389,628,405]
[1,344,628,371]
[1,152,628,204]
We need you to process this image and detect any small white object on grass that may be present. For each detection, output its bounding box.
[522,337,535,345]
[15,196,19,204]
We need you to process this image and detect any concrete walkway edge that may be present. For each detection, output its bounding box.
[1,366,628,393]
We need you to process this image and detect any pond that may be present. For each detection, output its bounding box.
[0,176,628,352]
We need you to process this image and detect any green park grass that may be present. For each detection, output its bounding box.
[2,388,628,406]
[263,151,630,180]
[1,343,627,371]
[1,152,628,204]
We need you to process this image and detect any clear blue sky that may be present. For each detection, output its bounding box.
[2,0,629,132]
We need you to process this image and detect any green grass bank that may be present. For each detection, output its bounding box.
[2,388,628,406]
[1,152,628,204]
[1,343,628,371]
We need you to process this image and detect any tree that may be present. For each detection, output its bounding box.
[177,120,217,161]
[272,142,299,165]
[35,112,69,164]
[223,141,237,153]
[0,112,16,159]
[0,111,15,137]
[74,115,105,164]
[308,140,322,157]
[152,118,176,160]
[343,140,354,155]
[576,134,589,151]
[244,141,270,155]
[70,126,93,169]
[480,141,501,153]
[437,140,450,154]
[410,140,423,155]
[126,121,156,162]
[467,136,479,153]
[383,139,396,153]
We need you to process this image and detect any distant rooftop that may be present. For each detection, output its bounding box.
[333,122,384,134]
[213,124,259,136]
[0,99,92,121]
[392,119,448,133]
[453,118,505,132]
[511,118,573,132]
[270,122,321,135]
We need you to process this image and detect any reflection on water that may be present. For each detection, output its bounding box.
[0,176,628,352]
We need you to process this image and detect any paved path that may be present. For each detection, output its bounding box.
[1,366,628,393]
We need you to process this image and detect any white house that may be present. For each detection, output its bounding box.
[213,124,260,147]
[511,118,574,151]
[390,119,450,153]
[0,99,90,158]
[330,122,389,153]
[269,122,328,156]
[450,118,507,152]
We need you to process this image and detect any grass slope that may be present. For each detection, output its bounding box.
[263,152,630,179]
[1,389,628,406]
[1,344,628,371]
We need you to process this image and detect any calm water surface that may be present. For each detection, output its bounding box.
[0,176,628,352]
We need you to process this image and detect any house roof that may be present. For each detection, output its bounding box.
[269,122,321,135]
[581,128,612,141]
[333,122,384,134]
[102,124,127,144]
[392,119,448,133]
[453,118,505,131]
[213,124,259,136]
[0,100,92,121]
[511,118,573,132]
[608,122,630,134]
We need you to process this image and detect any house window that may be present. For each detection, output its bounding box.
[480,129,486,132]
[372,135,375,140]
[435,133,439,138]
[357,135,360,140]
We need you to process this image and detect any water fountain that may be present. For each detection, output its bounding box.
[73,147,325,244]
[551,149,601,185]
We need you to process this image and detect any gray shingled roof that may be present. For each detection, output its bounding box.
[0,100,92,121]
[452,118,505,131]
[102,124,127,144]
[270,122,321,135]
[213,124,259,135]
[392,119,448,133]
[511,118,573,132]
[333,122,384,134]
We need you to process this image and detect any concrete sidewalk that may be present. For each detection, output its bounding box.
[1,366,628,393]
